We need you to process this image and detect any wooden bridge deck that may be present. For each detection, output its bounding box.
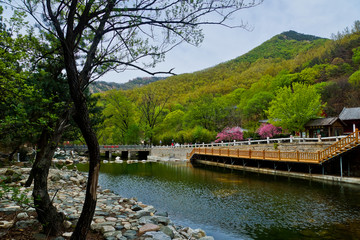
[187,129,360,164]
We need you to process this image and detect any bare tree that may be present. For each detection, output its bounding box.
[9,0,263,238]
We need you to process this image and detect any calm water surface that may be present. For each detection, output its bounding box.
[77,162,360,240]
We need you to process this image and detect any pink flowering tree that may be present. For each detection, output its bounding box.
[256,123,282,139]
[215,127,244,143]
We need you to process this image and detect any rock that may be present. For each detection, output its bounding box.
[191,228,206,239]
[114,224,124,231]
[104,230,122,238]
[32,233,48,240]
[49,172,61,181]
[199,237,215,240]
[143,205,156,213]
[63,220,72,228]
[94,217,106,223]
[131,204,143,211]
[123,222,132,230]
[139,216,154,224]
[139,223,161,234]
[101,225,116,234]
[123,229,138,239]
[134,209,152,219]
[161,226,175,238]
[52,237,65,240]
[62,232,73,237]
[105,217,117,222]
[0,220,14,228]
[69,177,80,185]
[145,231,172,240]
[16,212,29,220]
[15,219,39,229]
[152,215,171,225]
[155,211,168,217]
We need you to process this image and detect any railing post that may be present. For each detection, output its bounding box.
[237,149,239,157]
[212,148,214,155]
[267,137,270,144]
[297,151,299,161]
[340,156,343,178]
[249,149,251,158]
[228,148,230,156]
[317,151,320,162]
[278,150,281,160]
[263,150,265,160]
[205,148,206,154]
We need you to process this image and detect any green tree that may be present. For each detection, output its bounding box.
[267,83,324,133]
[349,69,360,87]
[101,90,138,144]
[242,91,274,122]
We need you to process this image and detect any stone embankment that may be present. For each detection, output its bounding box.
[0,166,213,240]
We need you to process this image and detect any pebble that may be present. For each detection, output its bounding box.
[0,166,212,239]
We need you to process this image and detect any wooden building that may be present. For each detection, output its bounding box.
[339,107,360,134]
[305,117,345,138]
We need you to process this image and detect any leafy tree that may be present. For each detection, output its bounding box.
[137,86,170,144]
[349,69,360,87]
[101,90,138,144]
[352,47,360,65]
[242,91,274,122]
[267,83,324,133]
[0,8,35,160]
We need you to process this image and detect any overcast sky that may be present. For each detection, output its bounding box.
[101,0,360,83]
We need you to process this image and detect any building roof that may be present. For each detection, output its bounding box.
[305,117,341,127]
[339,107,360,120]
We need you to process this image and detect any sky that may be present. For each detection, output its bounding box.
[94,1,360,83]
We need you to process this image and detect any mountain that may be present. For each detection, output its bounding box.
[130,30,330,104]
[88,76,165,93]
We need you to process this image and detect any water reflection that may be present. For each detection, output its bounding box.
[77,162,360,240]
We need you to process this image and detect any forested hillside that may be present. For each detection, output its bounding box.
[95,23,360,146]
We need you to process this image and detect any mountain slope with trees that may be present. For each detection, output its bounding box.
[97,22,360,145]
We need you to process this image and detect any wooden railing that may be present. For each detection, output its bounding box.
[187,129,360,164]
[319,129,360,162]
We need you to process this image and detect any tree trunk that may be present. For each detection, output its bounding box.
[30,110,71,236]
[8,145,20,162]
[70,87,101,240]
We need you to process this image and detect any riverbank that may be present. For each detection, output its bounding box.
[0,166,213,240]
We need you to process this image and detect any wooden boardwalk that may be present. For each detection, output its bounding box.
[187,129,360,164]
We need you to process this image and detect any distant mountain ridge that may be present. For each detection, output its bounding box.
[89,76,165,93]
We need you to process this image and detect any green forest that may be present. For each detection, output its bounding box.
[93,25,360,145]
